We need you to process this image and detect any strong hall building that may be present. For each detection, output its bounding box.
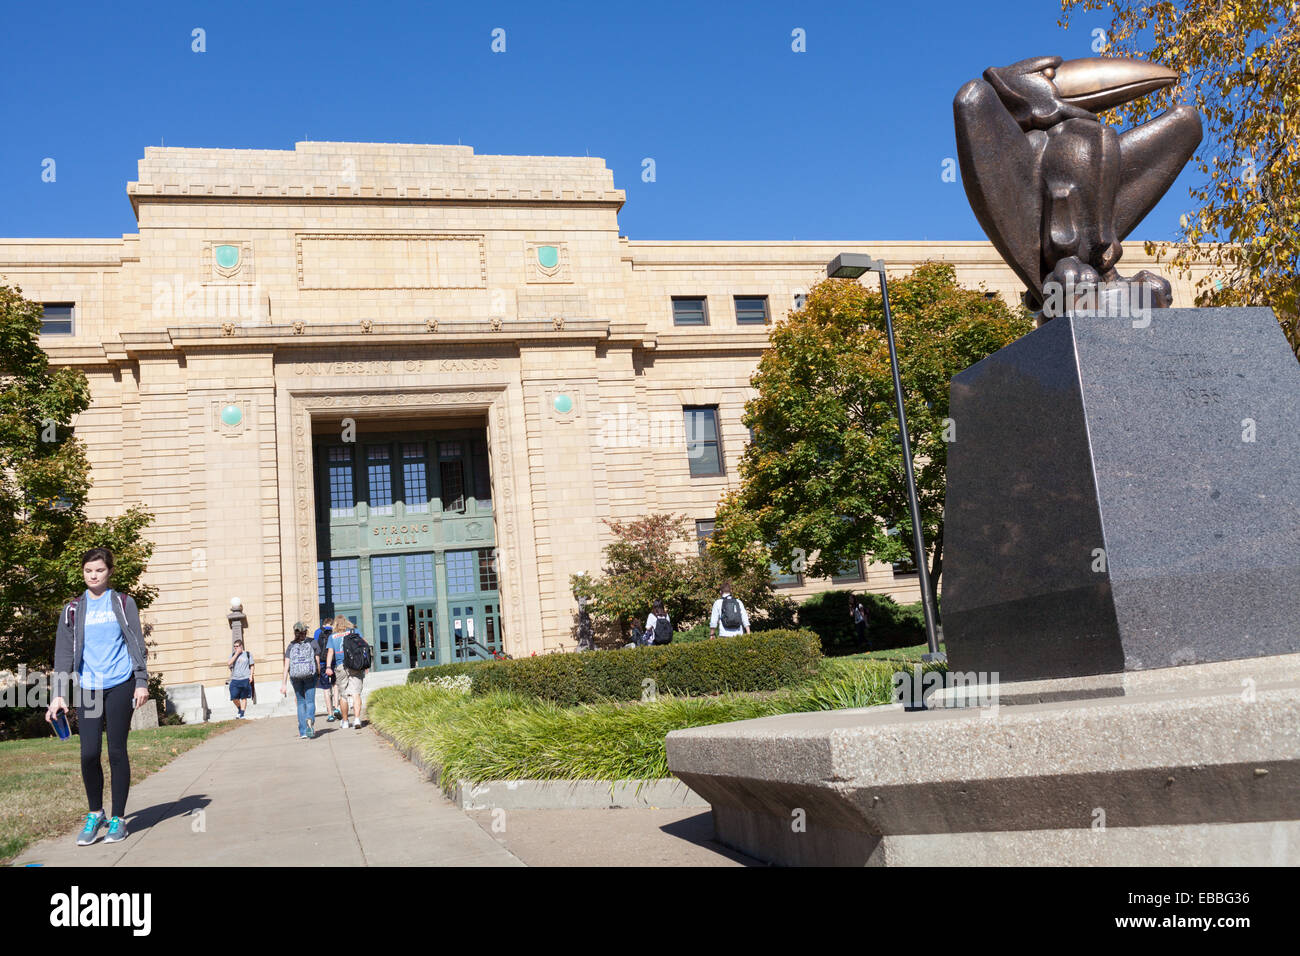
[2,142,1214,688]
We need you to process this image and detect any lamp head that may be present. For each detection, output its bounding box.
[827,253,884,279]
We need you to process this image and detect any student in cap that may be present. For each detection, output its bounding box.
[281,621,319,739]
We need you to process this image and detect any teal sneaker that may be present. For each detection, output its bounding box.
[103,816,128,844]
[76,811,106,846]
[305,726,315,738]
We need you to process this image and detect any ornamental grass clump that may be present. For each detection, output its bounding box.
[369,656,945,785]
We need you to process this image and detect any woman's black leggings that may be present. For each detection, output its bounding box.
[76,677,135,818]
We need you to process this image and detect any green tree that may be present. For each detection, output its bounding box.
[570,513,783,638]
[0,286,156,671]
[710,262,1033,590]
[1060,0,1299,359]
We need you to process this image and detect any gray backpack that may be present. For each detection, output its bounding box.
[288,641,316,679]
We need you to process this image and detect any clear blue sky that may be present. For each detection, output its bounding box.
[0,0,1201,243]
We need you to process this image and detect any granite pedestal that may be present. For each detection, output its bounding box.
[665,654,1300,866]
[943,307,1300,681]
[666,307,1300,865]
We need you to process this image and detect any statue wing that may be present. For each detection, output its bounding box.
[954,77,1047,296]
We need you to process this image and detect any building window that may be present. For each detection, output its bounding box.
[445,550,476,594]
[696,519,716,555]
[832,557,865,583]
[327,446,355,517]
[793,292,807,311]
[367,445,393,516]
[770,559,802,588]
[734,296,769,325]
[683,406,723,477]
[471,438,492,509]
[671,297,708,327]
[40,303,74,335]
[439,441,465,513]
[478,549,498,591]
[401,442,429,513]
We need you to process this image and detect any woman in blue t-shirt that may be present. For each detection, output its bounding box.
[46,547,151,847]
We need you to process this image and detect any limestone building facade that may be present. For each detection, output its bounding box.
[1,142,1215,688]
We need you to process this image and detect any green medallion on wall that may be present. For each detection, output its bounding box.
[215,245,241,270]
[537,245,559,269]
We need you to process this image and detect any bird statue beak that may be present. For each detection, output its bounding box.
[1052,56,1179,112]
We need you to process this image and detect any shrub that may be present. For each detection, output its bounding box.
[408,630,822,706]
[406,660,485,684]
[673,622,709,644]
[797,590,937,653]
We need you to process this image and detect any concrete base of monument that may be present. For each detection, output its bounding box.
[665,654,1300,866]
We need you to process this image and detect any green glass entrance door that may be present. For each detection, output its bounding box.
[373,606,408,669]
[450,602,503,661]
[412,603,439,666]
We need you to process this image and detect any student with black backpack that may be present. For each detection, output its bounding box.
[709,582,750,639]
[643,599,673,646]
[332,615,372,729]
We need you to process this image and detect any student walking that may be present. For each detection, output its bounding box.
[281,622,319,739]
[227,639,254,718]
[46,547,151,847]
[643,599,673,645]
[709,582,751,639]
[332,615,371,729]
[314,618,341,722]
[850,596,872,650]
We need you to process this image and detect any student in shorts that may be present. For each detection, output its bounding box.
[331,615,369,729]
[227,638,254,718]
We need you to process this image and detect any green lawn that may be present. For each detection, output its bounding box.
[369,656,945,786]
[832,642,946,663]
[0,722,236,865]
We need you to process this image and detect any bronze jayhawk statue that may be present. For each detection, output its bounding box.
[954,55,1202,320]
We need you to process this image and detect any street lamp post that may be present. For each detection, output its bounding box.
[826,254,944,663]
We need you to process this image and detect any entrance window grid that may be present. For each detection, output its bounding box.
[402,443,429,513]
[322,435,489,517]
[367,446,394,516]
[371,555,403,601]
[328,446,355,517]
[319,558,360,604]
[406,552,436,598]
[445,550,476,593]
[478,549,498,591]
[439,441,466,513]
[471,439,492,509]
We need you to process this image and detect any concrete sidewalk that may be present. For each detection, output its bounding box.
[467,808,759,866]
[16,716,523,867]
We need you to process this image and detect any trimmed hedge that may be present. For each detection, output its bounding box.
[798,590,938,653]
[407,629,822,706]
